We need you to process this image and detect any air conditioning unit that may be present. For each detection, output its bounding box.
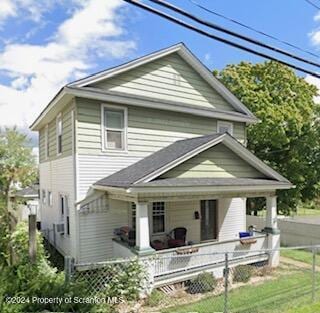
[55,223,65,234]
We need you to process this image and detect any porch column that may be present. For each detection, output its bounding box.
[135,202,155,255]
[264,196,280,267]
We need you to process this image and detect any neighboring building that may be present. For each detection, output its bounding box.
[10,184,40,223]
[30,43,292,285]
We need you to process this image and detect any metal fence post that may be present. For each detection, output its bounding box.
[224,253,229,313]
[312,248,316,302]
[64,256,74,284]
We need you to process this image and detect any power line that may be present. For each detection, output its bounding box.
[304,0,320,10]
[188,0,320,59]
[149,0,320,69]
[123,0,320,79]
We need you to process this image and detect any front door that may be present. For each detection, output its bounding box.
[200,200,218,241]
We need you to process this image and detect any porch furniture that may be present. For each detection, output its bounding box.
[151,240,165,251]
[167,227,187,248]
[118,226,136,247]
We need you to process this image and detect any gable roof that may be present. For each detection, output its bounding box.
[69,43,255,118]
[30,43,258,131]
[94,133,291,189]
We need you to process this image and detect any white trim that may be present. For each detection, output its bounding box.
[56,113,62,156]
[69,43,255,119]
[217,120,233,135]
[128,184,291,195]
[100,103,128,153]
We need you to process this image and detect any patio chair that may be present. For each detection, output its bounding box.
[167,227,187,248]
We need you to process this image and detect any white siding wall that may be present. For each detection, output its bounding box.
[39,156,75,257]
[78,199,129,263]
[218,198,246,241]
[166,201,201,243]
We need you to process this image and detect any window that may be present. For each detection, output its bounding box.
[217,121,233,135]
[131,203,136,230]
[152,202,165,234]
[45,125,49,159]
[48,191,52,206]
[102,105,127,150]
[60,195,65,218]
[56,114,62,154]
[65,196,70,236]
[42,190,46,204]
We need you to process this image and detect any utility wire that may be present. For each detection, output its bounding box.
[123,0,320,79]
[188,0,320,59]
[304,0,320,10]
[149,0,320,68]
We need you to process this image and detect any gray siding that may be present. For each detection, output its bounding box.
[92,53,236,112]
[161,144,265,179]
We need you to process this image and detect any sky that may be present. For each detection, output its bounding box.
[1,0,320,145]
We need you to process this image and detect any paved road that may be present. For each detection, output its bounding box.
[282,216,320,225]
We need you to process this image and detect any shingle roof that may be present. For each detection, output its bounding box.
[94,133,223,188]
[15,185,39,198]
[134,177,291,188]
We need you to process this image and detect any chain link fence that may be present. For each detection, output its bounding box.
[68,246,320,313]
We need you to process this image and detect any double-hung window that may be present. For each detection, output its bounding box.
[152,202,165,234]
[45,125,49,159]
[56,114,62,155]
[102,105,126,151]
[217,121,233,135]
[59,194,70,236]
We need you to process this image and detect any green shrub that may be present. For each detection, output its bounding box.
[233,265,253,283]
[97,259,146,302]
[188,272,217,294]
[0,222,94,313]
[145,289,165,307]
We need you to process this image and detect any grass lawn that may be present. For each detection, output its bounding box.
[296,207,320,216]
[162,271,318,313]
[286,302,320,313]
[281,249,320,267]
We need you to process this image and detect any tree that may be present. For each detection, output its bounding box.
[0,127,37,213]
[215,61,320,214]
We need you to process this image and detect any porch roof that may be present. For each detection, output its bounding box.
[133,177,291,188]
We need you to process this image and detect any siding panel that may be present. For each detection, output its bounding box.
[92,53,236,112]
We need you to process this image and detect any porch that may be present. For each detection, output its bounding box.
[113,230,269,286]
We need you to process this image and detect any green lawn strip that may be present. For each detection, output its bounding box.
[281,249,320,267]
[162,271,316,313]
[286,301,320,313]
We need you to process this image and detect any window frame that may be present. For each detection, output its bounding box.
[48,191,53,206]
[44,124,49,159]
[56,113,62,155]
[101,104,128,153]
[152,202,166,235]
[42,189,46,204]
[217,121,233,135]
[131,203,136,230]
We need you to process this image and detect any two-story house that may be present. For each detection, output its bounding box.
[30,43,292,286]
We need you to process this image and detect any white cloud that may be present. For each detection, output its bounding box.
[0,0,136,130]
[305,75,320,103]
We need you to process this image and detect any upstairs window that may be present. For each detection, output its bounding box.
[45,125,49,159]
[56,114,62,155]
[102,105,127,151]
[152,202,165,234]
[217,121,233,135]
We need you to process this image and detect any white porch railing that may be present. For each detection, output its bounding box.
[153,233,268,278]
